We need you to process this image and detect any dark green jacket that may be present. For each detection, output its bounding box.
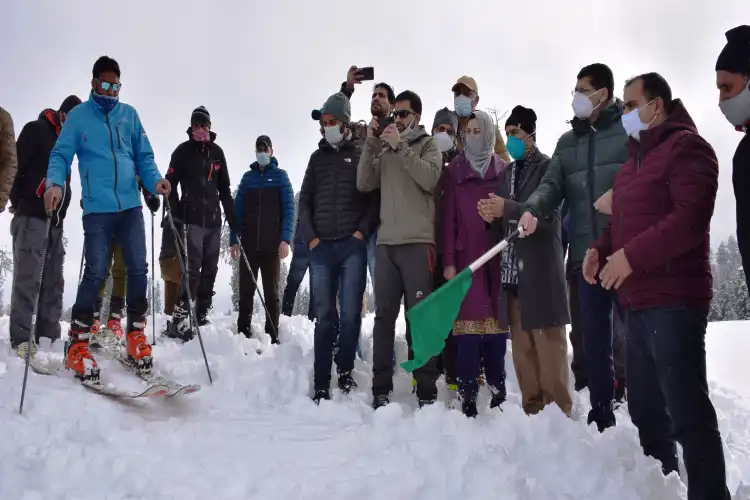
[524,99,629,268]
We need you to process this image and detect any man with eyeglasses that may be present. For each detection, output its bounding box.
[357,90,443,409]
[164,106,237,342]
[44,55,171,381]
[518,63,629,432]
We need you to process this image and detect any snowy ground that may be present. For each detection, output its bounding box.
[1,313,749,500]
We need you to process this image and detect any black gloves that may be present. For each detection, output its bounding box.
[145,195,160,213]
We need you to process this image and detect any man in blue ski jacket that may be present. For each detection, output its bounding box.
[44,55,171,381]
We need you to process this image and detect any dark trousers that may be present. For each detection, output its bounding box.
[238,250,280,340]
[73,207,149,322]
[576,272,616,414]
[9,215,64,346]
[282,236,314,321]
[372,244,439,401]
[455,334,507,400]
[179,225,221,314]
[626,307,730,500]
[310,237,367,390]
[434,255,458,385]
[567,272,587,388]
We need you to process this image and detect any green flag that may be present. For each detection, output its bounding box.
[401,267,473,373]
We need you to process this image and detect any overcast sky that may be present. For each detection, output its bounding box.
[1,0,748,312]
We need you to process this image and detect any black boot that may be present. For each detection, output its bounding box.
[337,371,357,395]
[166,300,193,342]
[490,383,507,409]
[587,402,616,433]
[312,389,330,404]
[196,294,213,326]
[462,398,479,418]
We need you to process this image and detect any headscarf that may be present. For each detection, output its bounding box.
[463,109,495,176]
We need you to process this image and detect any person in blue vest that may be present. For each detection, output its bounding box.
[229,135,294,344]
[44,55,170,380]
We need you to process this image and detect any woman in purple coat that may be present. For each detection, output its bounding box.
[442,109,508,417]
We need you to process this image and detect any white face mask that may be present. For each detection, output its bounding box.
[434,131,455,153]
[621,100,657,142]
[324,125,343,145]
[571,89,603,119]
[256,152,271,166]
[719,81,750,127]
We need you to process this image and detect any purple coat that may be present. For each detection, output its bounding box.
[442,153,507,323]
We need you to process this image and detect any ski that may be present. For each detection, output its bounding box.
[94,341,202,397]
[80,378,171,399]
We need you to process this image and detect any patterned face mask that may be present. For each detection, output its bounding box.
[192,128,210,142]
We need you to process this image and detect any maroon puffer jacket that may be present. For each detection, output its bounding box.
[593,100,718,311]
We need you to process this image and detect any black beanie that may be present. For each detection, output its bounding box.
[716,25,750,74]
[191,106,211,125]
[59,95,82,114]
[505,105,537,136]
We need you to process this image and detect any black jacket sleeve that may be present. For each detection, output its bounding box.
[165,146,182,218]
[10,122,37,209]
[357,190,380,238]
[217,148,237,230]
[297,156,317,244]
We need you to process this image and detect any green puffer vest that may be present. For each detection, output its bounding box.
[525,99,629,268]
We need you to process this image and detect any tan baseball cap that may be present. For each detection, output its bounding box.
[451,75,478,94]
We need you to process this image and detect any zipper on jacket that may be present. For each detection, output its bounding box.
[202,151,208,228]
[85,170,91,200]
[256,170,264,251]
[115,125,122,149]
[105,114,122,211]
[586,131,598,238]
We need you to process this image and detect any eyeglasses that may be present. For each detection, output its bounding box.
[392,110,414,119]
[99,81,122,92]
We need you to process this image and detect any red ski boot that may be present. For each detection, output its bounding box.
[64,320,100,381]
[126,316,153,374]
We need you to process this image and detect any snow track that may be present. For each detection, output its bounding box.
[1,314,749,499]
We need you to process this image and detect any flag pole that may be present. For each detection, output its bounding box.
[469,227,523,273]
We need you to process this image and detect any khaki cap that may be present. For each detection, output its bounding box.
[451,75,478,94]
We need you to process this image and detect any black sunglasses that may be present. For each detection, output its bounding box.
[392,110,414,119]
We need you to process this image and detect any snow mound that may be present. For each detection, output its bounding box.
[1,314,749,500]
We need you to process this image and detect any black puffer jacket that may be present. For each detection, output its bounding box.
[298,137,379,243]
[734,130,750,290]
[165,128,236,229]
[10,109,72,225]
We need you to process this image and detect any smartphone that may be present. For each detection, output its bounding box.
[377,116,394,136]
[359,67,374,81]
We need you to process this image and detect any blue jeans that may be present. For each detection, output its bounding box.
[577,272,616,415]
[626,307,730,500]
[73,207,148,319]
[282,236,314,320]
[311,237,367,390]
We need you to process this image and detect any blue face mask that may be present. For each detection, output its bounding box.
[506,135,528,160]
[256,152,271,166]
[454,95,473,118]
[92,92,119,113]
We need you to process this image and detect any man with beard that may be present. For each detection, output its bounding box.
[357,90,443,409]
[166,106,236,341]
[716,25,750,291]
[8,95,81,359]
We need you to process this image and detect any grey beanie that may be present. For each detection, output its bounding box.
[432,107,458,132]
[311,92,352,124]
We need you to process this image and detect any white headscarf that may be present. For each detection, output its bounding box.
[463,109,496,176]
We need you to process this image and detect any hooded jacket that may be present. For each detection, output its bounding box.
[46,92,163,215]
[166,127,236,229]
[11,109,72,225]
[592,100,717,311]
[357,126,443,245]
[229,157,294,253]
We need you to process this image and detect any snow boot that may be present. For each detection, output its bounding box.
[418,397,437,408]
[337,371,357,395]
[196,295,213,326]
[237,324,253,339]
[64,317,99,381]
[125,313,153,374]
[490,382,507,409]
[587,402,616,433]
[165,301,193,342]
[373,394,390,410]
[312,389,330,404]
[462,398,479,418]
[446,383,461,410]
[14,341,38,360]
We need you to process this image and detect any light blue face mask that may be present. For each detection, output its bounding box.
[256,152,271,166]
[454,95,473,118]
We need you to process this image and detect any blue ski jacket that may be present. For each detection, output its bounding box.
[47,92,163,216]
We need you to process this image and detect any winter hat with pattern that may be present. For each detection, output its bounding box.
[191,106,211,126]
[432,107,459,132]
[716,25,750,74]
[505,105,537,136]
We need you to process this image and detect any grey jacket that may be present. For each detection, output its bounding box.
[357,126,442,245]
[490,148,570,331]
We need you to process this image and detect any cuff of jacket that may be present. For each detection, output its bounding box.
[443,252,456,269]
[503,199,522,224]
